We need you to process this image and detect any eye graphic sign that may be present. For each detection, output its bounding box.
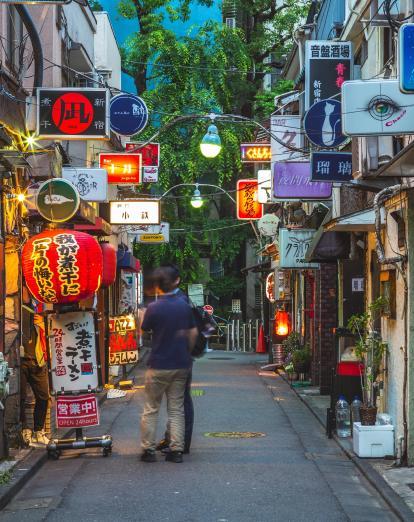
[99,153,142,184]
[304,99,347,148]
[279,229,319,269]
[37,88,109,139]
[236,180,263,220]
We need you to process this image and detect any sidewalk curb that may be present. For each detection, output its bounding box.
[278,371,414,522]
[0,347,150,512]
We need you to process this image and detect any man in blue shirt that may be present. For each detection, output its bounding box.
[140,266,197,463]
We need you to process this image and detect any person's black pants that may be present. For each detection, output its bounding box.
[20,359,49,432]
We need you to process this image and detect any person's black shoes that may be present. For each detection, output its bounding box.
[165,451,183,463]
[156,438,170,452]
[140,450,156,463]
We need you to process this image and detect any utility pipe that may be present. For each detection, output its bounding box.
[15,5,43,92]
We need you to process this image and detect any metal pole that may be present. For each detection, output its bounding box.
[231,320,235,351]
[242,324,246,352]
[248,320,252,352]
[236,319,240,351]
[226,324,230,351]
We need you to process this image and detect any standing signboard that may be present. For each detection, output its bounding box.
[279,229,319,269]
[37,88,110,140]
[110,94,148,136]
[304,99,347,148]
[305,41,352,110]
[99,153,142,184]
[56,394,100,428]
[48,311,99,394]
[236,179,263,220]
[35,178,80,223]
[109,200,160,225]
[311,152,353,182]
[62,168,108,202]
[270,115,303,162]
[125,142,160,167]
[109,314,138,365]
[273,162,332,200]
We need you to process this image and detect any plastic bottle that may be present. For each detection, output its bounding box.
[335,395,351,437]
[351,396,362,427]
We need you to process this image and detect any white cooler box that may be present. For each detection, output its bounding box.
[353,422,394,458]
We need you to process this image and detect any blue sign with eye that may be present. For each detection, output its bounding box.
[399,23,414,93]
[110,94,148,136]
[304,99,348,148]
[311,152,353,182]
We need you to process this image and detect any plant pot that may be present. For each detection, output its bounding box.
[360,405,377,426]
[293,362,309,374]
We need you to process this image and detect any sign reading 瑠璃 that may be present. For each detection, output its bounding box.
[240,144,271,162]
[109,200,160,225]
[305,41,352,110]
[62,168,108,202]
[304,99,347,149]
[36,178,80,223]
[48,311,99,394]
[56,394,100,428]
[109,314,138,366]
[37,88,109,139]
[110,94,148,136]
[279,229,319,269]
[311,152,353,182]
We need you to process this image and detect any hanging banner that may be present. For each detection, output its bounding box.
[270,115,303,163]
[311,152,353,182]
[109,200,160,225]
[240,144,271,162]
[125,142,160,167]
[56,394,100,428]
[273,162,332,200]
[62,168,108,202]
[48,311,99,394]
[305,41,352,110]
[110,94,148,136]
[109,314,138,365]
[279,229,319,269]
[236,179,263,220]
[257,169,272,204]
[37,88,109,140]
[99,153,142,184]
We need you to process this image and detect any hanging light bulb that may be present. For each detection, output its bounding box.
[199,124,222,158]
[190,187,204,209]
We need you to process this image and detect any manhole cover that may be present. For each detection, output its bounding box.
[208,357,235,360]
[204,432,266,439]
[191,389,205,397]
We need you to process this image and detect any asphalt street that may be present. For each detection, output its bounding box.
[0,353,398,522]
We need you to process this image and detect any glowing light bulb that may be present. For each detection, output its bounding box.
[200,124,222,158]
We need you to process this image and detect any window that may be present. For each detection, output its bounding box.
[225,17,236,29]
[254,285,262,309]
[7,6,23,77]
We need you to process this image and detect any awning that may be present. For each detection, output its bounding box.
[324,208,384,232]
[117,250,141,272]
[375,140,414,178]
[305,210,350,263]
[74,217,112,236]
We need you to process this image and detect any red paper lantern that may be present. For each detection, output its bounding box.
[100,242,117,288]
[274,310,291,337]
[22,229,103,304]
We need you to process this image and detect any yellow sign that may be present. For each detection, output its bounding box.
[138,234,165,243]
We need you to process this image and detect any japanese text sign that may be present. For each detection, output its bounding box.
[311,152,353,182]
[273,162,332,200]
[125,142,160,167]
[271,115,303,163]
[109,200,160,225]
[143,166,159,183]
[62,168,108,202]
[128,222,170,244]
[236,180,263,220]
[99,153,142,184]
[37,88,109,139]
[240,144,271,162]
[48,311,99,394]
[56,394,99,428]
[110,94,148,136]
[109,314,138,366]
[305,41,352,109]
[279,229,319,269]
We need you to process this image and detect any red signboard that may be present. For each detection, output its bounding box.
[236,179,263,220]
[99,153,142,184]
[240,143,271,163]
[56,394,99,428]
[125,142,160,167]
[109,314,139,365]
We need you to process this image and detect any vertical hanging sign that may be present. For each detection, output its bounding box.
[236,179,263,220]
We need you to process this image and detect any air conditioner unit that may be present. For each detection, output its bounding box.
[378,136,394,165]
[360,136,394,173]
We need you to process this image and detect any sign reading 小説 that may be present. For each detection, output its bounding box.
[125,142,160,167]
[99,153,142,184]
[36,178,80,223]
[257,169,272,204]
[270,115,303,163]
[304,99,347,148]
[48,311,99,394]
[279,229,319,269]
[143,166,159,183]
[273,162,332,200]
[56,394,99,428]
[128,223,170,244]
[109,200,160,225]
[399,24,414,93]
[240,144,271,163]
[62,168,108,202]
[110,94,148,136]
[109,314,138,366]
[311,152,352,182]
[305,41,352,110]
[37,88,109,140]
[236,179,263,220]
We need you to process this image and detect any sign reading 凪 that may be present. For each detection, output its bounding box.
[37,88,109,139]
[311,152,353,182]
[236,180,263,220]
[99,153,142,184]
[240,144,271,162]
[109,314,138,366]
[56,394,99,428]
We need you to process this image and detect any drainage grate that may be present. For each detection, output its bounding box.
[208,357,235,360]
[204,431,266,439]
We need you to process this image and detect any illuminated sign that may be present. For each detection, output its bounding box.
[99,153,142,184]
[125,142,160,166]
[236,180,263,220]
[109,314,138,366]
[37,88,109,139]
[1,1,69,3]
[240,143,271,163]
[109,200,160,225]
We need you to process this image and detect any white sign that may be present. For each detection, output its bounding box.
[352,278,364,292]
[62,168,108,202]
[143,166,159,183]
[258,214,279,237]
[128,222,170,244]
[48,311,99,394]
[232,299,241,313]
[279,229,319,269]
[109,200,160,225]
[188,284,204,307]
[257,169,272,204]
[270,115,303,164]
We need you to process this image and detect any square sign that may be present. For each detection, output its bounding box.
[279,229,319,269]
[305,41,352,109]
[99,153,142,184]
[125,142,160,166]
[311,152,353,182]
[109,200,160,225]
[56,394,99,429]
[271,115,303,163]
[236,179,263,220]
[62,168,108,202]
[37,88,109,140]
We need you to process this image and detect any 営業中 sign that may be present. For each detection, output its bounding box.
[36,178,80,223]
[279,229,319,269]
[48,311,99,394]
[62,168,108,202]
[56,394,100,428]
[109,200,160,225]
[311,152,353,182]
[240,144,271,162]
[273,162,332,200]
[125,142,160,167]
[37,88,109,139]
[109,314,138,365]
[99,153,142,184]
[236,179,263,220]
[270,115,303,163]
[305,41,352,110]
[110,94,148,136]
[304,99,347,148]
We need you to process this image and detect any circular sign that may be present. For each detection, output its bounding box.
[36,179,80,223]
[304,99,347,148]
[203,304,214,315]
[110,94,148,136]
[52,93,93,135]
[258,214,279,237]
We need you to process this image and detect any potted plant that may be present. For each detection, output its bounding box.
[347,298,388,426]
[291,346,311,374]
